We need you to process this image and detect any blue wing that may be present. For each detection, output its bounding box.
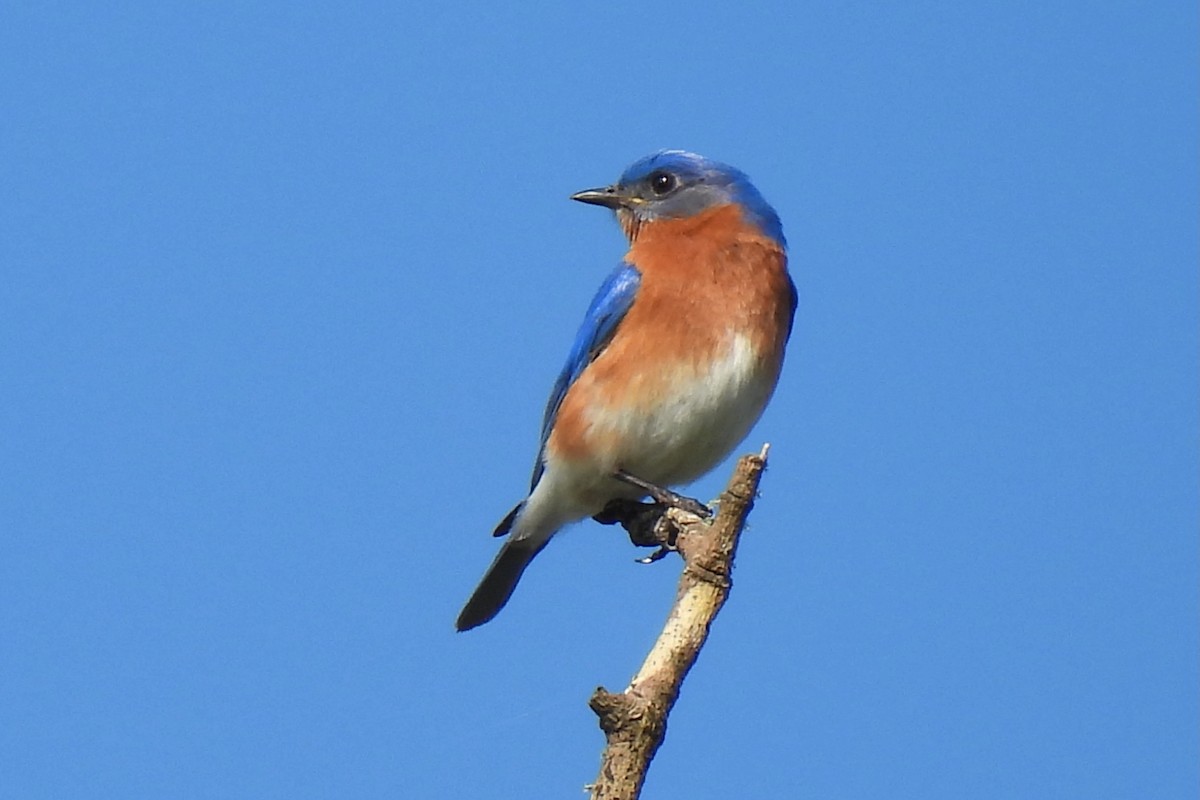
[528,261,641,491]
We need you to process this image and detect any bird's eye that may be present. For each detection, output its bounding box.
[649,171,676,195]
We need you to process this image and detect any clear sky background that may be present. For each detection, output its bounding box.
[2,3,1196,798]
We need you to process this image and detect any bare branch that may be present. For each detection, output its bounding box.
[587,446,770,800]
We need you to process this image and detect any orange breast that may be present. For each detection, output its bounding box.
[547,203,792,463]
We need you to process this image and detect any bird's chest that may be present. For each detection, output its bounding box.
[583,331,776,484]
[546,220,790,486]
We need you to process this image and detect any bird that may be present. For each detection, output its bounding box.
[455,150,796,631]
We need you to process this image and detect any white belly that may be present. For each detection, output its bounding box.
[587,333,776,486]
[517,333,780,540]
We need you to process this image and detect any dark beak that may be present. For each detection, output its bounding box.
[570,185,626,209]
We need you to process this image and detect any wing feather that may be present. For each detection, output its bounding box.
[528,262,641,490]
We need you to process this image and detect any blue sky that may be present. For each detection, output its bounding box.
[2,2,1196,797]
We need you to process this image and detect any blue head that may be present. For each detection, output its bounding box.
[571,150,785,247]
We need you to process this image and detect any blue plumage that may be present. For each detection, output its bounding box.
[529,261,642,490]
[615,150,786,247]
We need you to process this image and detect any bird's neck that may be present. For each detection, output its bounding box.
[628,204,785,266]
[629,204,777,249]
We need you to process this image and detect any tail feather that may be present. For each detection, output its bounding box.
[455,537,546,631]
[492,502,523,537]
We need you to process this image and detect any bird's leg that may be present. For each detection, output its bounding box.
[594,497,681,564]
[612,469,713,519]
[594,471,712,564]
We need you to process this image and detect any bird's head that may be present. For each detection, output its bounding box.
[571,150,784,246]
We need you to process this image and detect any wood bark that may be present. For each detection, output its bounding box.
[587,446,769,800]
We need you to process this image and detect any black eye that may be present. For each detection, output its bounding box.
[648,171,676,195]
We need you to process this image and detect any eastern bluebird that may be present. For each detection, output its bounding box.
[456,150,796,631]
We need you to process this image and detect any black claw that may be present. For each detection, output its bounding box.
[613,469,713,518]
[636,546,673,564]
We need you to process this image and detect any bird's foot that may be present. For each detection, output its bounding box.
[593,498,665,547]
[612,469,713,519]
[594,490,703,564]
[635,542,675,565]
[596,471,712,560]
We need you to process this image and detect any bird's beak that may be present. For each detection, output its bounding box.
[570,184,627,209]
